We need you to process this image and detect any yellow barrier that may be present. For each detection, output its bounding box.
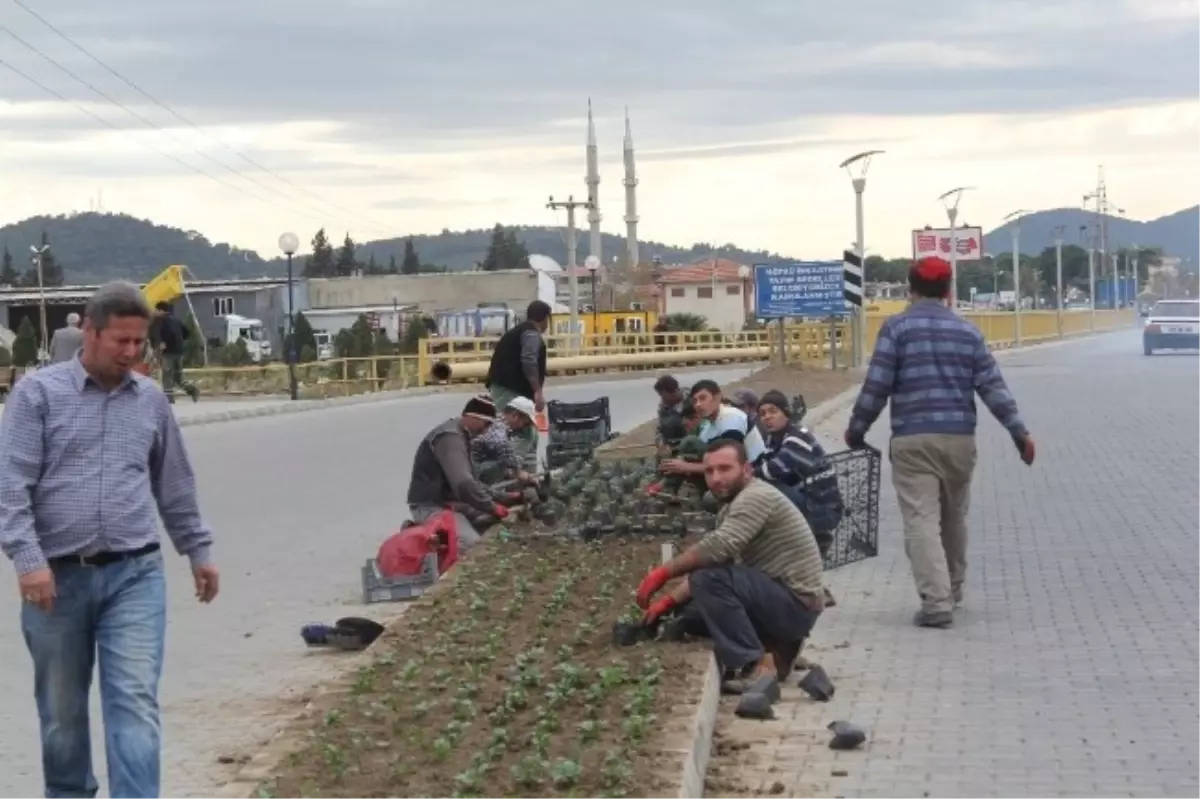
[183,311,1135,397]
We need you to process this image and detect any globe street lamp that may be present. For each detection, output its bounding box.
[278,231,300,401]
[937,186,975,308]
[839,149,884,367]
[737,263,752,326]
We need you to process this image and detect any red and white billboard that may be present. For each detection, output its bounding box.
[912,227,984,260]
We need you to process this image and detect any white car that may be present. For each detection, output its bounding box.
[1143,299,1200,355]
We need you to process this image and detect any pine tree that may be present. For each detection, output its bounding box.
[335,233,358,277]
[502,230,531,270]
[288,312,318,360]
[402,238,420,274]
[365,252,381,275]
[38,232,65,286]
[480,224,506,271]
[304,228,335,277]
[0,246,18,286]
[12,317,38,366]
[387,254,399,274]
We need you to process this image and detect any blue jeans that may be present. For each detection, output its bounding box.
[20,550,167,798]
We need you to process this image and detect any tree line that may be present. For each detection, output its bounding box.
[1,232,66,288]
[302,229,428,278]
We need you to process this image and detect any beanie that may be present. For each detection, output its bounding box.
[913,256,952,282]
[758,389,791,417]
[462,394,496,422]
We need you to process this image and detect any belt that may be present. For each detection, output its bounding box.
[49,542,160,567]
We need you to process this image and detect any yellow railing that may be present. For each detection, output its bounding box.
[182,310,1135,397]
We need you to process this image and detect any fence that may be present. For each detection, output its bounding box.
[178,309,1136,397]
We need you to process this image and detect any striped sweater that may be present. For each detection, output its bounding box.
[694,479,825,606]
[848,299,1028,439]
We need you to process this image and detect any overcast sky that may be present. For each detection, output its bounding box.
[0,0,1197,259]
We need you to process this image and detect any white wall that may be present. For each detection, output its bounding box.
[662,279,749,331]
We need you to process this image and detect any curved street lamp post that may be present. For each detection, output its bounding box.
[278,232,300,401]
[839,149,884,368]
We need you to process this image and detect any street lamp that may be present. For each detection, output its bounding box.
[1003,209,1029,346]
[584,254,600,343]
[1051,224,1066,336]
[29,244,51,363]
[278,231,300,401]
[937,186,975,309]
[839,149,884,368]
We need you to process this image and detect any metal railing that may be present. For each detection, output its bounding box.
[176,310,1136,397]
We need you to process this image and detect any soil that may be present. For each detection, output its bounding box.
[598,364,861,459]
[262,535,710,799]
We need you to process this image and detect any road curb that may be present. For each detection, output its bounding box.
[175,386,449,428]
[678,654,722,798]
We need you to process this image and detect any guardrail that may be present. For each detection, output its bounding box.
[179,310,1135,397]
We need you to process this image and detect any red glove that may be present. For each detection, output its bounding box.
[646,482,664,496]
[643,595,676,625]
[1014,435,1036,466]
[492,503,509,519]
[636,566,671,609]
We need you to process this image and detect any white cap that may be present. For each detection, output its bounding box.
[505,396,537,423]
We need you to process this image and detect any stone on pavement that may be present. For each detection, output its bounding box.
[706,331,1199,798]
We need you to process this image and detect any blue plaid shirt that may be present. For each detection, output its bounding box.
[848,300,1027,439]
[0,357,213,575]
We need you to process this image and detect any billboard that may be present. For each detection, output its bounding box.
[912,227,984,260]
[753,261,847,319]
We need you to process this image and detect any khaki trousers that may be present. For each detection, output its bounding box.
[890,434,977,613]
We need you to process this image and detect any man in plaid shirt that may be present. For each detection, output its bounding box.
[844,257,1036,629]
[471,395,539,484]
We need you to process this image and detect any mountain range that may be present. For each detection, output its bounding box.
[0,206,1195,285]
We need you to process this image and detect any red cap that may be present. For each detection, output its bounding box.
[913,257,952,282]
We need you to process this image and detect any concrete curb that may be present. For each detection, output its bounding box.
[679,655,722,798]
[176,385,448,428]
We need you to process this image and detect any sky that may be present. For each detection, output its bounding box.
[0,0,1197,261]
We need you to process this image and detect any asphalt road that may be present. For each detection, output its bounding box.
[0,364,757,798]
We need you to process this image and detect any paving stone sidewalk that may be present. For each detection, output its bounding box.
[708,333,1199,798]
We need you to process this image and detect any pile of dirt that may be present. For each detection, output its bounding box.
[262,536,709,798]
[598,364,861,459]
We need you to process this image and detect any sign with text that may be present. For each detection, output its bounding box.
[911,227,984,260]
[753,261,847,318]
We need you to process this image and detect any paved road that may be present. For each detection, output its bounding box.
[0,364,756,798]
[716,331,1199,798]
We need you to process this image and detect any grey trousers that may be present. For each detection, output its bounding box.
[890,433,977,613]
[408,505,482,553]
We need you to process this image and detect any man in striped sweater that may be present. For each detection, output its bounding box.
[636,439,825,718]
[844,257,1036,629]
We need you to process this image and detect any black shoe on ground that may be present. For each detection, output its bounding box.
[913,608,953,628]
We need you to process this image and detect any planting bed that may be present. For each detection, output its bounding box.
[261,535,709,798]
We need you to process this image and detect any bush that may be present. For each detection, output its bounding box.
[220,338,252,366]
[0,345,12,367]
[662,312,708,332]
[12,317,38,367]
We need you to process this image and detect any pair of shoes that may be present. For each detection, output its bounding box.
[823,586,837,608]
[913,608,953,628]
[721,666,781,720]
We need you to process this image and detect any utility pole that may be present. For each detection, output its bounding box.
[1081,224,1097,331]
[1052,225,1065,336]
[839,149,884,368]
[547,194,593,347]
[1083,166,1124,309]
[938,186,975,311]
[1003,210,1029,346]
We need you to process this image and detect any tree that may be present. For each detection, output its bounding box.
[363,252,382,275]
[662,313,708,332]
[480,224,507,271]
[333,314,376,359]
[502,230,531,270]
[304,228,335,277]
[400,314,436,354]
[387,254,399,274]
[0,247,18,286]
[220,338,252,366]
[23,232,64,287]
[335,233,358,277]
[287,312,318,361]
[402,238,421,274]
[182,314,206,367]
[12,317,38,366]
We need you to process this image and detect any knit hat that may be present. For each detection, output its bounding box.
[912,256,952,282]
[462,394,496,423]
[731,388,760,410]
[758,389,791,417]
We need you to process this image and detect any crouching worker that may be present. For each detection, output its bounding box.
[636,439,826,718]
[407,395,511,551]
[648,399,707,498]
[471,395,540,486]
[753,390,843,559]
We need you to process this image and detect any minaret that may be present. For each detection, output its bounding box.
[585,99,602,267]
[623,108,640,270]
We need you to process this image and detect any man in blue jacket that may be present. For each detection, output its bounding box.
[844,257,1035,629]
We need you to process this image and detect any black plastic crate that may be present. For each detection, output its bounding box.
[822,446,881,571]
[546,397,612,450]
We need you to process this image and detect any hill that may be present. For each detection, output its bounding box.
[983,206,1199,263]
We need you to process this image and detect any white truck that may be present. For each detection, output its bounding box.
[223,314,272,362]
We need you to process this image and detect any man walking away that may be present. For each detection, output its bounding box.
[48,312,84,364]
[0,281,219,798]
[408,394,512,550]
[637,439,825,718]
[844,257,1035,629]
[151,301,199,403]
[485,300,551,471]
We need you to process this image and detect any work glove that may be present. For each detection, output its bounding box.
[645,481,664,496]
[642,595,677,626]
[1013,434,1036,466]
[492,503,509,520]
[635,566,671,609]
[844,429,866,450]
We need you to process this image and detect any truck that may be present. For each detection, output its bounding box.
[221,314,272,362]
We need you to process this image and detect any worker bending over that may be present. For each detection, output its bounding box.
[471,395,540,486]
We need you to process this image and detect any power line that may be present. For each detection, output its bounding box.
[0,24,389,237]
[8,0,397,236]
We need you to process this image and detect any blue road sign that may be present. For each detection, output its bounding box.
[753,261,848,318]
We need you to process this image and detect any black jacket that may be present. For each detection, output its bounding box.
[152,315,189,355]
[485,320,546,399]
[406,418,495,515]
